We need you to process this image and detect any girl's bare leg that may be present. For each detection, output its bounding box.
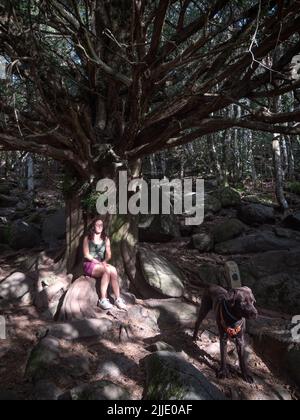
[92,264,111,300]
[106,264,120,299]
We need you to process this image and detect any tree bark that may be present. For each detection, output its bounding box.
[65,194,85,274]
[273,137,289,210]
[27,154,34,192]
[60,158,142,291]
[272,95,289,210]
[107,158,142,290]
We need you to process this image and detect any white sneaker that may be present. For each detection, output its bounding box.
[115,297,127,310]
[98,298,113,310]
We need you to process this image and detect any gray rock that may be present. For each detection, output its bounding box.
[194,264,226,288]
[127,305,160,333]
[215,231,300,255]
[64,355,91,378]
[9,220,41,250]
[213,187,241,208]
[204,179,219,192]
[97,355,136,380]
[34,278,71,312]
[139,213,181,243]
[191,233,214,252]
[213,218,247,244]
[143,299,198,329]
[236,249,300,314]
[25,336,61,382]
[0,183,11,195]
[42,208,66,246]
[204,195,222,214]
[48,318,114,340]
[0,243,10,253]
[16,201,29,211]
[146,341,176,353]
[69,381,132,400]
[0,193,18,208]
[33,380,63,401]
[283,211,300,231]
[144,351,226,400]
[238,203,275,225]
[0,223,9,244]
[139,247,185,298]
[0,272,36,302]
[26,335,91,385]
[0,208,15,218]
[190,249,300,315]
[0,390,21,400]
[274,227,300,240]
[248,316,300,387]
[242,195,275,205]
[285,345,300,388]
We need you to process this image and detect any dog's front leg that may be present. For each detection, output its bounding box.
[217,335,230,379]
[235,335,254,384]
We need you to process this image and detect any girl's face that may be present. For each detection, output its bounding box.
[94,220,103,235]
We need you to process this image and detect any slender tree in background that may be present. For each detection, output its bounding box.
[1,0,300,279]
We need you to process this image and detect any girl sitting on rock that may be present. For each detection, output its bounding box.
[83,218,127,311]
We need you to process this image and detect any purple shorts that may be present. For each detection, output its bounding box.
[83,261,102,277]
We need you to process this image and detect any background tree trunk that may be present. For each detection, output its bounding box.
[273,137,289,210]
[272,95,289,210]
[27,154,34,192]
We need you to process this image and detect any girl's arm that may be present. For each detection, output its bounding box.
[105,237,112,262]
[83,236,99,263]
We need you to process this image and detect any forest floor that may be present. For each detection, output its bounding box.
[0,247,299,400]
[0,182,300,400]
[0,293,298,401]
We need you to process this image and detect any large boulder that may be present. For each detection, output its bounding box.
[283,211,300,231]
[143,351,226,400]
[9,220,41,250]
[138,247,185,298]
[248,316,300,387]
[143,299,198,329]
[42,208,66,246]
[238,203,275,225]
[0,208,15,218]
[0,183,11,195]
[48,319,114,341]
[97,354,137,381]
[215,231,300,255]
[0,193,18,208]
[68,381,131,401]
[213,187,241,208]
[212,218,247,244]
[139,213,181,243]
[25,336,62,383]
[34,276,72,320]
[25,336,91,386]
[204,195,222,214]
[190,233,214,252]
[235,249,300,314]
[0,272,37,304]
[193,264,227,288]
[0,223,9,244]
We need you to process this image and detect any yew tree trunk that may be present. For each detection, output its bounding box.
[65,194,85,274]
[62,158,142,289]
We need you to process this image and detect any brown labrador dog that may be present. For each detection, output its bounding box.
[193,285,258,383]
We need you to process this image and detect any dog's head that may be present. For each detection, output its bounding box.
[227,287,258,320]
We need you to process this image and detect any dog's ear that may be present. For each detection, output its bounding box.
[227,289,238,307]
